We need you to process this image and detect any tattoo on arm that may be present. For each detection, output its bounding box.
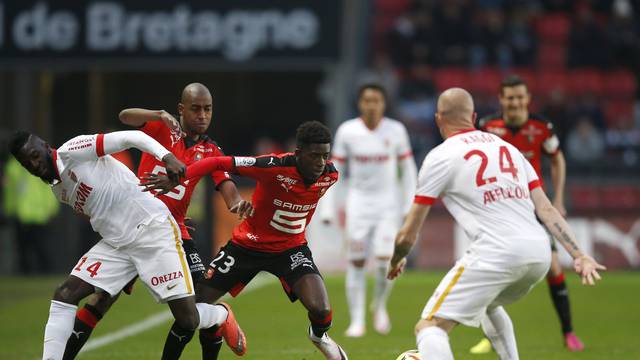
[553,222,579,251]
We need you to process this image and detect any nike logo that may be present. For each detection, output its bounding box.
[167,284,178,290]
[71,330,84,339]
[170,330,187,342]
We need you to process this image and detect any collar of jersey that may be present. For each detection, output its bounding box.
[184,134,209,149]
[450,128,477,137]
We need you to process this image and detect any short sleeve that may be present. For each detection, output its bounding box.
[414,149,451,205]
[139,121,171,147]
[397,124,413,159]
[331,124,348,163]
[521,153,541,191]
[542,122,560,155]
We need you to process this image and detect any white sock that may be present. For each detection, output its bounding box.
[373,259,394,311]
[43,300,77,360]
[416,326,454,360]
[481,306,519,360]
[346,263,366,327]
[196,303,228,329]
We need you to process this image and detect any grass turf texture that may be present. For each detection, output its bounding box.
[1,271,637,359]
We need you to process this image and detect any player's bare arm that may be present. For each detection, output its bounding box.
[550,150,567,216]
[219,180,255,219]
[119,108,184,136]
[387,203,431,280]
[531,187,606,285]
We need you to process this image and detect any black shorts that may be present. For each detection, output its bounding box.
[200,242,322,302]
[122,238,205,294]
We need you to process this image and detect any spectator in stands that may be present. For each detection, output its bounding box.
[470,9,511,68]
[435,2,472,65]
[570,94,607,130]
[543,89,571,146]
[606,0,640,70]
[566,117,606,163]
[505,5,538,66]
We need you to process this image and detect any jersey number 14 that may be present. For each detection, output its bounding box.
[464,146,519,187]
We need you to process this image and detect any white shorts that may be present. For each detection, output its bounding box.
[345,212,401,260]
[421,254,549,327]
[70,216,194,303]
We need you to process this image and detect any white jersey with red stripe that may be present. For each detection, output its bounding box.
[416,129,550,266]
[51,133,171,247]
[330,117,416,216]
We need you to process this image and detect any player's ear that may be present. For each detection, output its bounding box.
[177,102,184,116]
[472,112,477,126]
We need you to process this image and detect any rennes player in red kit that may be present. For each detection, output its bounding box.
[63,83,253,360]
[145,121,349,360]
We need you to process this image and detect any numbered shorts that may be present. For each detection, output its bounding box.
[345,212,401,260]
[201,242,322,302]
[421,255,550,327]
[71,216,195,303]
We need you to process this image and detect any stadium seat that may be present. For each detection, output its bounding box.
[537,44,567,70]
[568,69,604,96]
[535,13,571,44]
[469,67,502,95]
[376,0,411,15]
[604,100,635,128]
[536,71,568,97]
[433,67,469,92]
[569,184,601,211]
[603,70,637,100]
[600,186,638,210]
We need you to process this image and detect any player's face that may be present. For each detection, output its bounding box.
[14,135,56,183]
[295,143,330,182]
[358,89,386,121]
[179,94,213,135]
[499,85,530,123]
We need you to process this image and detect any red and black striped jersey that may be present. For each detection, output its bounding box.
[138,121,231,240]
[185,153,339,252]
[479,113,560,188]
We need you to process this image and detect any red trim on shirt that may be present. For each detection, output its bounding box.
[52,149,61,180]
[96,134,105,157]
[450,128,477,137]
[528,180,541,191]
[414,195,436,205]
[398,151,413,160]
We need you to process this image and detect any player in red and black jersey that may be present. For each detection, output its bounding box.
[146,121,348,360]
[63,83,253,359]
[472,75,583,352]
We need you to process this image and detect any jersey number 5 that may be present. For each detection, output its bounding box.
[270,209,308,234]
[464,146,519,187]
[151,165,189,200]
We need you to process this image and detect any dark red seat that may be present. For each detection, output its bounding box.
[433,68,469,92]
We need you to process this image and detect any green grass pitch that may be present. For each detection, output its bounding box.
[1,271,637,359]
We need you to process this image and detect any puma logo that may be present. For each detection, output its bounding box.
[71,330,84,339]
[167,284,178,290]
[170,330,187,342]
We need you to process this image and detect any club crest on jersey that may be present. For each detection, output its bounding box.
[521,124,543,144]
[277,174,297,192]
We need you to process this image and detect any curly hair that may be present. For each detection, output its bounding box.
[296,121,331,148]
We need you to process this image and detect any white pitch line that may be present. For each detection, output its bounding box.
[80,274,274,353]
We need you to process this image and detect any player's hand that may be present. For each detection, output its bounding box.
[162,153,186,183]
[573,254,606,286]
[387,258,407,280]
[139,172,178,196]
[552,200,567,217]
[160,110,185,138]
[230,200,255,219]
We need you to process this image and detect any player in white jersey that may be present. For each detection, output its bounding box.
[387,88,605,360]
[8,130,245,360]
[322,84,417,337]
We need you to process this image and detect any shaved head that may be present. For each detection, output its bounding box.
[181,82,211,103]
[435,87,477,138]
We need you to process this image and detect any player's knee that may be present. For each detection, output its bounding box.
[88,292,116,314]
[53,281,83,304]
[175,311,200,331]
[308,304,332,322]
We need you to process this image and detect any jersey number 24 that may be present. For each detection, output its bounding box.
[464,146,519,187]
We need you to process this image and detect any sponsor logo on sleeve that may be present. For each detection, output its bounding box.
[235,157,256,167]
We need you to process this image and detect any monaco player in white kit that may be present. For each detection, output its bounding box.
[8,130,244,360]
[387,88,605,360]
[322,84,417,337]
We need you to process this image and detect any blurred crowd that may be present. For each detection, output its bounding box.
[360,0,640,170]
